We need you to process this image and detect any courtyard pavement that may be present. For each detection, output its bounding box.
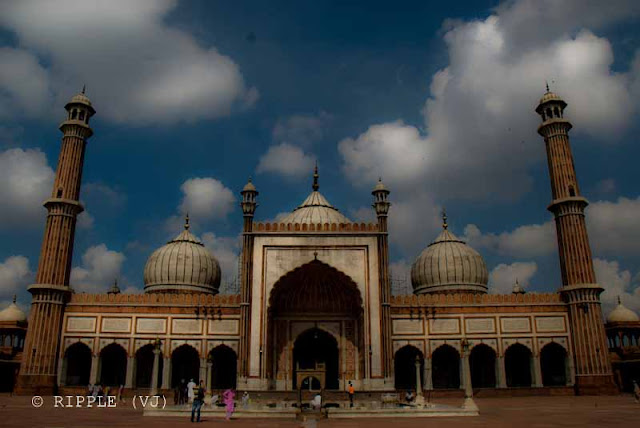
[0,394,638,427]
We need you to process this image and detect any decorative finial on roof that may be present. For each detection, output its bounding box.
[185,213,190,230]
[312,162,319,191]
[618,295,621,305]
[108,279,121,294]
[441,208,448,230]
[12,294,16,304]
[82,84,86,94]
[545,81,549,93]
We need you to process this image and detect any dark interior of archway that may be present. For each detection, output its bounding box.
[210,346,237,390]
[432,345,460,389]
[135,345,163,388]
[470,345,496,388]
[65,342,91,386]
[394,346,424,391]
[171,345,200,388]
[270,260,362,314]
[541,343,566,386]
[100,343,127,386]
[505,344,532,387]
[293,328,339,390]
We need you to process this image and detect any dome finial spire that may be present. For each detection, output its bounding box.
[312,162,319,191]
[82,84,86,94]
[618,295,621,305]
[545,80,549,93]
[184,213,190,230]
[12,294,16,304]
[441,207,448,230]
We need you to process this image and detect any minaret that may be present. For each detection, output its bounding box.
[536,87,615,393]
[238,177,258,384]
[16,88,95,394]
[372,178,392,382]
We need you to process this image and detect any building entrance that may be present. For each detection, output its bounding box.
[293,328,338,389]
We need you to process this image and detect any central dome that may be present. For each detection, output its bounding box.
[279,165,351,225]
[143,216,221,294]
[411,214,488,294]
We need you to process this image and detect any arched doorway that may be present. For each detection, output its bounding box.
[293,328,339,390]
[470,344,496,388]
[210,345,237,390]
[394,345,424,391]
[432,345,460,389]
[268,260,364,390]
[541,343,567,386]
[171,345,200,387]
[505,344,532,387]
[99,343,127,386]
[135,344,163,388]
[64,342,92,386]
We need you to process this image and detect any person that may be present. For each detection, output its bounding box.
[210,391,219,408]
[187,378,196,403]
[174,383,180,405]
[348,381,355,408]
[405,389,414,404]
[311,393,322,411]
[92,384,99,399]
[191,380,206,423]
[633,380,640,403]
[241,391,250,409]
[223,388,235,420]
[117,384,124,403]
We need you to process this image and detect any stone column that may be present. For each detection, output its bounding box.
[199,358,207,383]
[462,352,473,398]
[414,356,425,406]
[567,354,575,386]
[125,356,134,388]
[532,354,543,387]
[150,348,161,395]
[161,357,171,390]
[497,355,507,388]
[206,361,213,395]
[424,356,433,390]
[89,354,99,385]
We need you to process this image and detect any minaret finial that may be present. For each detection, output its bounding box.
[82,84,86,94]
[441,207,448,230]
[545,80,549,93]
[12,294,17,304]
[185,213,190,230]
[617,295,621,305]
[312,162,319,191]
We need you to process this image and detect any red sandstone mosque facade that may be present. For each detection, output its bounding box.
[2,87,637,396]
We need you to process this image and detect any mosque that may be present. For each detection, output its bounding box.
[2,87,639,397]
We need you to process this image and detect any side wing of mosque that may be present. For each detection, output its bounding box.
[2,88,639,397]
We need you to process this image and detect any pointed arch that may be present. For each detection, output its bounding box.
[64,342,92,386]
[432,344,460,389]
[470,344,496,388]
[540,342,567,386]
[209,345,237,390]
[394,345,424,391]
[99,343,127,386]
[505,343,532,387]
[171,344,200,388]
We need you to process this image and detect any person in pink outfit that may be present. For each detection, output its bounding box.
[222,389,235,420]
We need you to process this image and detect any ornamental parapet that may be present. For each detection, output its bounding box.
[390,292,563,307]
[252,221,378,233]
[69,292,241,306]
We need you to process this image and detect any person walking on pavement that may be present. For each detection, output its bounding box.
[348,381,355,408]
[191,380,206,423]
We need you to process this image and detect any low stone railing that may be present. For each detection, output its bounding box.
[253,222,378,233]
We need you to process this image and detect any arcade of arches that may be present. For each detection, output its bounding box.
[268,260,364,390]
[61,342,237,390]
[392,342,569,391]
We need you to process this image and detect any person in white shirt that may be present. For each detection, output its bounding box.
[187,379,196,403]
[310,393,322,411]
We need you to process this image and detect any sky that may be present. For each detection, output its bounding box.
[1,0,639,316]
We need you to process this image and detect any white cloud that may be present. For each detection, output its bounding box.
[463,221,556,258]
[349,207,376,223]
[591,178,617,196]
[0,148,54,228]
[256,143,316,178]
[0,47,50,118]
[77,211,95,230]
[0,0,257,124]
[0,256,32,300]
[489,261,538,294]
[70,244,125,293]
[594,258,640,314]
[338,1,640,255]
[586,196,640,255]
[201,232,240,281]
[179,178,235,223]
[272,112,331,147]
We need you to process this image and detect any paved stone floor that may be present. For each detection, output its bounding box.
[1,394,639,427]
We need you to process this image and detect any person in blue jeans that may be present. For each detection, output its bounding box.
[191,380,206,423]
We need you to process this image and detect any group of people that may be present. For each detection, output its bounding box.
[177,379,240,423]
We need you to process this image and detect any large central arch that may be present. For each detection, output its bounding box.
[267,260,364,390]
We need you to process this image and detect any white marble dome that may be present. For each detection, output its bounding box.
[143,218,221,294]
[0,297,27,322]
[279,191,351,225]
[607,299,639,323]
[411,220,489,295]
